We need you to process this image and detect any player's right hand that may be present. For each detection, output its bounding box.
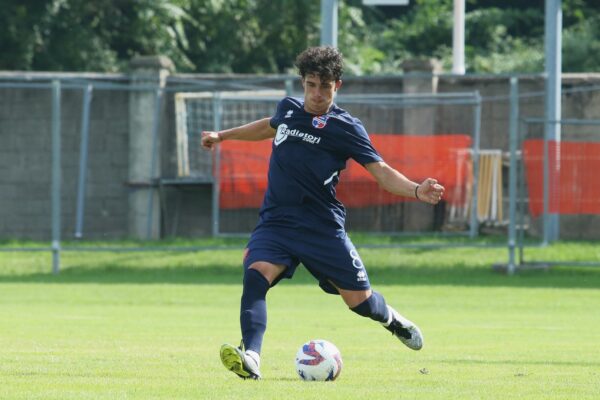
[201,131,222,150]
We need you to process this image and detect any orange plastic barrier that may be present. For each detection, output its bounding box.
[219,134,472,209]
[523,139,600,216]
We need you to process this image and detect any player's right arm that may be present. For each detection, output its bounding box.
[201,117,276,150]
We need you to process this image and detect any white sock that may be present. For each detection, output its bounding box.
[381,305,394,327]
[245,350,260,368]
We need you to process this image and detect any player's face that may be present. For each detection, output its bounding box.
[302,74,342,115]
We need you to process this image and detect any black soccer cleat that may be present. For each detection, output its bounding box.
[383,306,424,350]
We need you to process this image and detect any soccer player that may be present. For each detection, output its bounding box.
[201,46,445,380]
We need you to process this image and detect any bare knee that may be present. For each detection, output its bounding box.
[338,287,372,308]
[248,261,286,285]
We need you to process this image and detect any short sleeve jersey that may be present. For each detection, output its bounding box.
[260,96,382,232]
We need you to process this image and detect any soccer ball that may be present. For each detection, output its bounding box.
[295,339,343,381]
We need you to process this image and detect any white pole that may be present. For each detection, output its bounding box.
[452,0,466,74]
[507,77,519,275]
[51,80,61,274]
[320,0,338,47]
[543,0,562,243]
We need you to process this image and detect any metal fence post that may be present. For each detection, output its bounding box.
[51,80,62,274]
[75,84,93,238]
[507,77,519,275]
[146,89,164,239]
[544,0,562,243]
[285,78,294,96]
[212,93,223,237]
[518,121,527,265]
[469,92,482,238]
[320,0,338,47]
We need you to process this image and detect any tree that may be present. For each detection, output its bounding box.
[0,0,49,70]
[180,0,321,73]
[0,0,193,72]
[364,0,600,73]
[0,0,599,74]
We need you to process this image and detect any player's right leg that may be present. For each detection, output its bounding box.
[220,341,262,380]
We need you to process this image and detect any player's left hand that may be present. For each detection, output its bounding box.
[416,178,445,205]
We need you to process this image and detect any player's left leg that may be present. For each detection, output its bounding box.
[298,231,423,350]
[337,287,424,351]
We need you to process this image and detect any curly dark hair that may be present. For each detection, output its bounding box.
[294,46,344,82]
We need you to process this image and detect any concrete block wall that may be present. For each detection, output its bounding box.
[0,83,130,240]
[438,75,547,150]
[79,90,130,238]
[1,87,53,238]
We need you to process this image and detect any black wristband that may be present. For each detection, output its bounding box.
[415,185,420,200]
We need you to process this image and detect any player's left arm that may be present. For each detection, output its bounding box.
[364,161,445,205]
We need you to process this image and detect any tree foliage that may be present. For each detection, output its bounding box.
[181,0,320,73]
[0,0,598,74]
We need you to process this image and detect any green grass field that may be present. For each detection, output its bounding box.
[1,237,600,399]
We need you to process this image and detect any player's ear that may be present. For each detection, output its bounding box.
[335,80,342,91]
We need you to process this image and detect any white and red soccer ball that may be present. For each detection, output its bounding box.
[295,339,343,381]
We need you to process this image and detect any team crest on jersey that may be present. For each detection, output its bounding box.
[312,115,329,129]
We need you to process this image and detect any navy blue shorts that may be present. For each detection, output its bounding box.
[243,224,371,294]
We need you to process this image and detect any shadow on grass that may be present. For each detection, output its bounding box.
[1,263,600,289]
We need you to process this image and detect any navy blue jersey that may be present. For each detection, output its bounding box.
[260,96,382,232]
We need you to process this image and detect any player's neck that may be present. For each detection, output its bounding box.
[304,102,334,116]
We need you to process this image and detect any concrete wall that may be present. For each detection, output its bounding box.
[2,66,600,240]
[0,82,130,239]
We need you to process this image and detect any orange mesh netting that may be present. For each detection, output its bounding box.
[523,139,600,217]
[219,134,472,209]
